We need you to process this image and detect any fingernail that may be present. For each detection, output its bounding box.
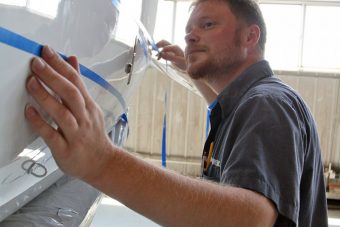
[44,46,54,58]
[25,105,37,118]
[27,76,39,91]
[32,58,45,71]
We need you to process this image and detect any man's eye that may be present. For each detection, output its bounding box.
[203,22,214,29]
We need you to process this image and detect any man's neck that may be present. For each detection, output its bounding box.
[207,57,263,94]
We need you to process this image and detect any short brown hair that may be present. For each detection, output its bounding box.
[191,0,267,54]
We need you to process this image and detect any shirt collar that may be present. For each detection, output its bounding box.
[216,60,274,119]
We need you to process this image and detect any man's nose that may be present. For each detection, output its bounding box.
[185,29,199,44]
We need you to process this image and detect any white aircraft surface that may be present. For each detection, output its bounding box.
[0,0,155,222]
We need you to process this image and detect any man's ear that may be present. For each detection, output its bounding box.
[245,24,261,48]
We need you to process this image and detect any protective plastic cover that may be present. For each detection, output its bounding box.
[1,175,102,227]
[0,0,151,222]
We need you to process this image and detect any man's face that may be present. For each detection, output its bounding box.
[184,1,246,80]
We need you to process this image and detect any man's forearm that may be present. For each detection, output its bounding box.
[89,147,277,227]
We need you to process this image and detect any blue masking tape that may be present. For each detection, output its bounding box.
[137,32,148,57]
[111,0,121,10]
[0,26,126,111]
[0,27,42,56]
[135,20,160,54]
[161,92,167,168]
[205,99,218,138]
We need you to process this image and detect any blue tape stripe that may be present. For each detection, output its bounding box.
[136,33,148,57]
[205,112,210,139]
[150,40,160,53]
[111,0,121,10]
[135,20,160,54]
[205,99,218,138]
[208,99,218,111]
[0,27,42,56]
[161,92,167,168]
[79,65,126,109]
[0,26,126,111]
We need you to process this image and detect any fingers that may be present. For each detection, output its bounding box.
[161,45,184,57]
[26,75,79,139]
[156,40,178,60]
[159,48,187,71]
[158,47,183,61]
[40,46,91,101]
[30,55,87,122]
[155,40,187,70]
[156,39,172,48]
[157,45,184,61]
[67,55,80,73]
[25,46,110,179]
[156,40,184,56]
[25,104,67,153]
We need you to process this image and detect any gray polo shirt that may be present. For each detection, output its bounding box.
[202,60,327,226]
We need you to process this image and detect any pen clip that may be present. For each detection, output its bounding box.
[204,142,214,172]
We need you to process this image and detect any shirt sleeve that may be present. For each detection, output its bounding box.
[219,94,304,225]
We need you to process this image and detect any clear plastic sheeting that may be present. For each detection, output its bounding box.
[109,113,129,147]
[1,175,101,227]
[0,0,152,222]
[0,140,63,222]
[151,59,200,96]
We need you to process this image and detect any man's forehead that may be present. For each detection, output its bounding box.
[189,1,230,19]
[186,1,231,26]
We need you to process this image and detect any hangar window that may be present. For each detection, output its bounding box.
[27,0,60,18]
[115,0,143,45]
[153,0,191,49]
[260,2,340,72]
[0,0,60,18]
[302,5,340,71]
[0,0,26,7]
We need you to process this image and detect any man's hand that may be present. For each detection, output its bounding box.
[156,40,187,71]
[25,46,113,182]
[156,40,218,104]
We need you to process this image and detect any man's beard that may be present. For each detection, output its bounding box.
[187,33,244,82]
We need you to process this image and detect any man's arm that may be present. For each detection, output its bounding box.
[25,46,277,227]
[156,40,217,104]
